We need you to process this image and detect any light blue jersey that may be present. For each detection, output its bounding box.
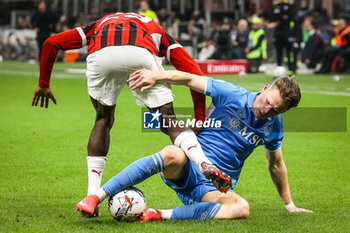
[197,77,284,188]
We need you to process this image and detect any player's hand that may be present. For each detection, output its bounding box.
[287,205,314,213]
[32,86,57,108]
[128,69,160,92]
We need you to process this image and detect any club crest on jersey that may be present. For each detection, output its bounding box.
[229,117,241,129]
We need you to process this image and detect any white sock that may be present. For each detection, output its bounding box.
[92,188,108,203]
[174,129,212,172]
[86,156,107,195]
[158,209,173,220]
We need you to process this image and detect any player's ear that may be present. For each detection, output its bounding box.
[262,84,270,91]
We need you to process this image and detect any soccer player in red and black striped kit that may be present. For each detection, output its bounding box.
[32,12,231,216]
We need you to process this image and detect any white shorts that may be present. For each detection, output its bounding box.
[86,45,173,108]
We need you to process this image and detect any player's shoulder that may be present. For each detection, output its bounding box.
[206,77,250,104]
[208,77,249,94]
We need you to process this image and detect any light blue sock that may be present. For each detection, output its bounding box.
[102,152,165,196]
[171,202,222,220]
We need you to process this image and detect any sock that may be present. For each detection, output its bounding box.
[87,156,107,195]
[158,209,173,220]
[102,152,165,197]
[93,188,108,203]
[174,129,212,172]
[171,202,222,220]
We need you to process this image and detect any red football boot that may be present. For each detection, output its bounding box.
[141,208,163,222]
[76,195,100,217]
[201,162,232,193]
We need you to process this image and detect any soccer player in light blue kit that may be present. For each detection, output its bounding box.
[76,69,313,221]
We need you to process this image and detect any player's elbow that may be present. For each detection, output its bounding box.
[43,36,59,49]
[268,160,284,173]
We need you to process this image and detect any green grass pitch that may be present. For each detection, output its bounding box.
[0,61,349,232]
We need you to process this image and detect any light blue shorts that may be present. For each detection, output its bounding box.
[161,159,219,206]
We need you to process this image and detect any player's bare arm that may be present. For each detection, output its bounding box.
[128,69,207,93]
[32,87,57,108]
[266,148,313,213]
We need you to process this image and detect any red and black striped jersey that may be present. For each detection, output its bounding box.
[76,12,181,58]
[38,12,206,121]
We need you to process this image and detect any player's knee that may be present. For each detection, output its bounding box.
[95,116,114,129]
[237,199,250,219]
[223,198,249,219]
[160,145,186,166]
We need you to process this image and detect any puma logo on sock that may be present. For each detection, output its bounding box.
[187,145,198,151]
[92,169,102,176]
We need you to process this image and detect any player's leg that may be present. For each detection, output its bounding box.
[142,161,248,221]
[201,190,249,219]
[86,97,115,195]
[274,34,283,66]
[101,145,186,197]
[76,145,187,216]
[286,40,296,74]
[149,191,249,221]
[84,46,129,216]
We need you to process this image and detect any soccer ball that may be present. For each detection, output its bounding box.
[107,186,146,221]
[273,66,287,79]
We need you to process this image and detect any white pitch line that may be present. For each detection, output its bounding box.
[0,69,85,78]
[65,69,86,74]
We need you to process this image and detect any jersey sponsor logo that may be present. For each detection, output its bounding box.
[238,126,265,147]
[92,169,102,176]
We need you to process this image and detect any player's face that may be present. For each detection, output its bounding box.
[252,84,288,119]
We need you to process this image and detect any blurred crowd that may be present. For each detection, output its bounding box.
[181,0,350,74]
[1,0,350,74]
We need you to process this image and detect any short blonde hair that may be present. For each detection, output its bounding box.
[271,77,301,110]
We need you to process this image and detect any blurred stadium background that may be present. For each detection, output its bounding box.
[0,0,350,74]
